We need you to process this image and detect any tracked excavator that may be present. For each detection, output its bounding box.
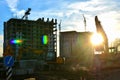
[94,16,120,70]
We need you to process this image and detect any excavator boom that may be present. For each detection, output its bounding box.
[95,16,109,53]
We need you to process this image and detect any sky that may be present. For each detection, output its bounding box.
[0,0,120,56]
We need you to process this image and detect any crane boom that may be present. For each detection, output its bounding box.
[22,8,31,20]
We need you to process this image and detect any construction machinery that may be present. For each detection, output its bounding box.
[92,16,120,71]
[95,16,109,53]
[22,8,31,20]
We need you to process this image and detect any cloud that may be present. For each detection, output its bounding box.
[68,0,107,12]
[6,0,18,12]
[58,0,120,43]
[29,0,120,33]
[6,0,25,18]
[5,0,120,44]
[97,10,120,39]
[15,10,25,18]
[65,1,120,27]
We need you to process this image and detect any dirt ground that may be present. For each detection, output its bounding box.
[92,68,120,80]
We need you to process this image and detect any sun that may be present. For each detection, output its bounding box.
[91,33,104,45]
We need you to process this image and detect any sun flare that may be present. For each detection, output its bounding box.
[91,33,104,45]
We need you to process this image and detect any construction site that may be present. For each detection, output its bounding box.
[1,8,120,80]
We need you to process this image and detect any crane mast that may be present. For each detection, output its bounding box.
[83,14,86,31]
[22,8,31,20]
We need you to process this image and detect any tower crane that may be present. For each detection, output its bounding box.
[83,14,86,31]
[22,8,31,20]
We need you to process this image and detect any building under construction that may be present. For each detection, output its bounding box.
[3,17,57,61]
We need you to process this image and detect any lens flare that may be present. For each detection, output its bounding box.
[10,39,22,44]
[91,33,104,45]
[42,35,48,45]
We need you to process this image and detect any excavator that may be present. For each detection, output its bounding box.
[94,16,120,70]
[95,16,109,53]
